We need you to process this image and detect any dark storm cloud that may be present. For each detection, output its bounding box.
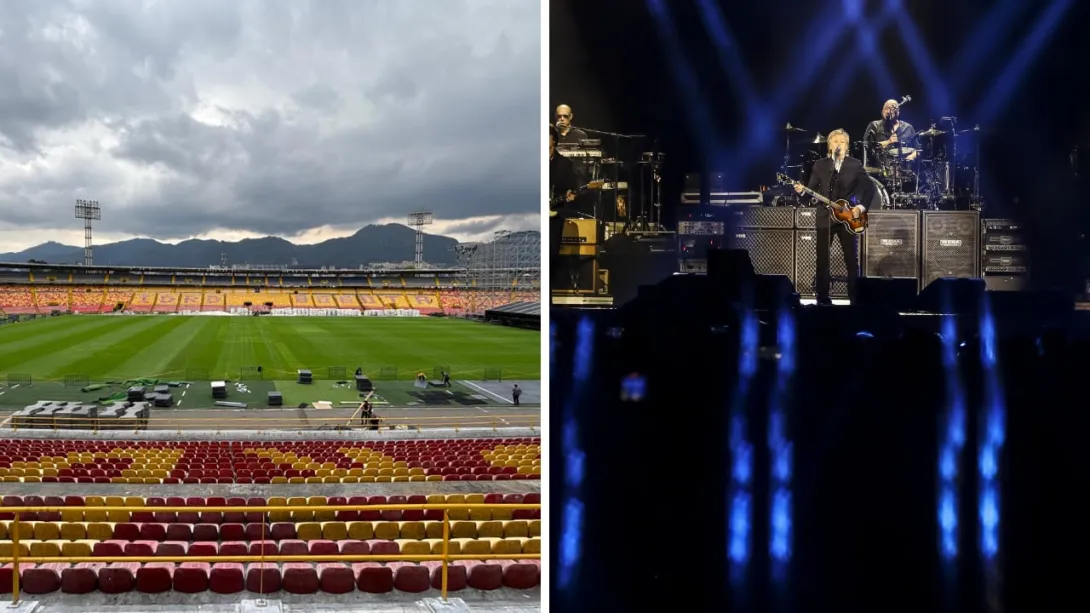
[0,0,540,239]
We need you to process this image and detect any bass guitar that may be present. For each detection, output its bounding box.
[775,172,868,234]
[549,181,605,217]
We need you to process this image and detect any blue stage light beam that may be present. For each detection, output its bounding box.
[557,317,595,591]
[768,308,797,582]
[695,0,761,115]
[938,314,967,563]
[944,0,1028,98]
[764,8,851,119]
[977,296,1005,566]
[972,0,1074,125]
[811,8,897,116]
[889,6,954,117]
[729,308,760,585]
[645,0,720,159]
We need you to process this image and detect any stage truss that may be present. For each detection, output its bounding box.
[452,230,540,314]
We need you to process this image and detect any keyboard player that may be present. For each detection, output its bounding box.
[555,104,588,144]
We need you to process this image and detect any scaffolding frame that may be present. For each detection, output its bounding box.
[452,230,540,314]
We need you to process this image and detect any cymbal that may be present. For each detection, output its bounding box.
[811,134,827,144]
[918,128,946,137]
[784,123,807,133]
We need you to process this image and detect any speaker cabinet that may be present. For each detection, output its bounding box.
[725,228,794,283]
[863,211,920,286]
[921,211,980,288]
[725,205,796,229]
[795,230,859,298]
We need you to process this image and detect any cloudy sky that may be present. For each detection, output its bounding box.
[0,0,541,253]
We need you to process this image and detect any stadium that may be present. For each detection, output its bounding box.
[0,251,542,610]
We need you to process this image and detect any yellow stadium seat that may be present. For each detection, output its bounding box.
[376,476,392,483]
[268,497,290,522]
[64,540,96,557]
[305,477,323,484]
[489,537,523,554]
[521,537,541,553]
[87,523,113,540]
[23,476,41,483]
[309,497,333,521]
[392,476,409,483]
[529,520,541,537]
[30,541,61,557]
[321,522,348,540]
[341,476,360,484]
[450,521,477,539]
[399,521,426,540]
[503,520,529,538]
[446,495,468,520]
[346,522,374,540]
[425,538,461,554]
[360,476,376,483]
[410,475,426,482]
[295,522,322,541]
[423,521,444,540]
[60,522,87,540]
[270,477,288,484]
[476,521,504,539]
[373,522,400,540]
[0,541,29,557]
[491,505,513,521]
[397,540,431,555]
[289,477,306,484]
[453,538,491,555]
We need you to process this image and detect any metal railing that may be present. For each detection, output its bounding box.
[3,413,540,432]
[0,502,541,603]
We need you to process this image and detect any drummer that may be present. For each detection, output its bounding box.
[863,99,918,162]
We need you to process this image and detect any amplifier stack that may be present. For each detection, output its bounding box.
[981,218,1030,291]
[679,206,987,297]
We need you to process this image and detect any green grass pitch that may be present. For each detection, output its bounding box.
[0,316,538,408]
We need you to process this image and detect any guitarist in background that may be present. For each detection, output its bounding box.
[550,124,579,292]
[794,129,874,305]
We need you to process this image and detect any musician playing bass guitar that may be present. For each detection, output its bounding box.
[793,128,874,305]
[549,124,579,292]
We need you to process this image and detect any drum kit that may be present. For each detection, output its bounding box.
[781,117,984,212]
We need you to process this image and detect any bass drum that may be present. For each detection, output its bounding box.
[867,175,891,210]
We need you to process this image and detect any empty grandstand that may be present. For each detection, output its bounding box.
[0,261,538,319]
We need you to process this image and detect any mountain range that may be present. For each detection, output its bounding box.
[0,224,513,268]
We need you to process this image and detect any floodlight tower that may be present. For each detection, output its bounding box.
[74,199,102,266]
[407,211,434,269]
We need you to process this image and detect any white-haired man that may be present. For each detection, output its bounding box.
[794,129,874,304]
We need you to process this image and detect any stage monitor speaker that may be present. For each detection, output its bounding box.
[855,277,919,312]
[725,228,795,283]
[915,277,985,315]
[794,230,859,298]
[921,211,980,288]
[863,211,920,285]
[598,244,677,307]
